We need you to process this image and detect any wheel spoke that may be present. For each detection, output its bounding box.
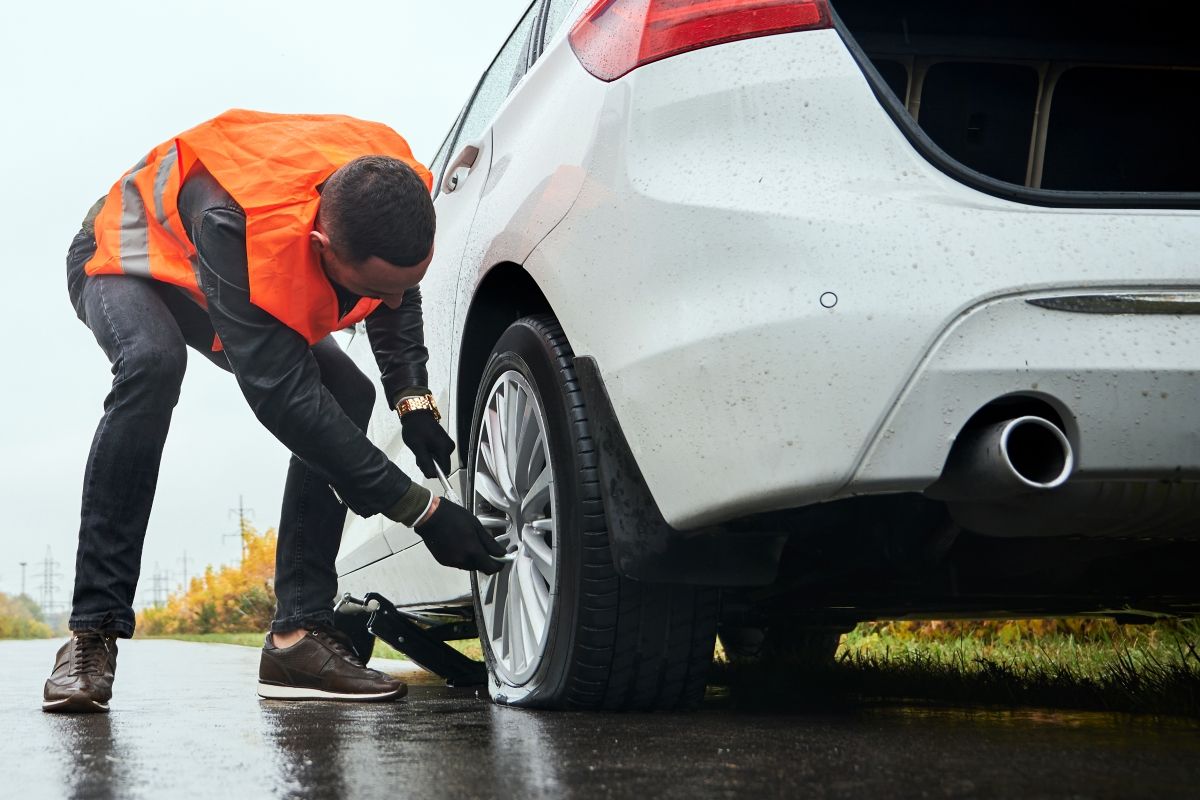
[519,561,543,654]
[489,569,509,655]
[506,387,528,490]
[519,558,546,621]
[513,407,537,489]
[506,566,526,670]
[531,578,550,620]
[479,408,500,488]
[524,555,551,616]
[490,405,519,502]
[474,471,510,514]
[477,514,508,530]
[524,531,555,584]
[521,464,552,518]
[524,442,547,498]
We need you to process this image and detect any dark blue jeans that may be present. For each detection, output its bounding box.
[66,228,374,637]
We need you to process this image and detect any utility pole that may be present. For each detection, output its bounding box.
[178,551,191,591]
[19,561,27,597]
[225,495,255,564]
[151,563,168,608]
[35,547,63,615]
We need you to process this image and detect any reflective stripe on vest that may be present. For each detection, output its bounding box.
[117,154,152,279]
[87,141,202,305]
[152,147,178,229]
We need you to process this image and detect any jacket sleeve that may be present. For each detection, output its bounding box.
[365,286,431,408]
[187,203,412,518]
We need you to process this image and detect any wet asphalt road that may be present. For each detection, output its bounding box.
[4,640,1199,800]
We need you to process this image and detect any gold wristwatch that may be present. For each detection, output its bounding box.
[396,393,441,422]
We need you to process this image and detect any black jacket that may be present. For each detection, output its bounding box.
[176,169,425,517]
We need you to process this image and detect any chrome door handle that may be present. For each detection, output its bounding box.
[442,140,482,194]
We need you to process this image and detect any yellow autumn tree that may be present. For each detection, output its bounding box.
[138,525,278,635]
[0,592,54,639]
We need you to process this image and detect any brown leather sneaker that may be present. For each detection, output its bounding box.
[257,626,407,702]
[42,631,119,713]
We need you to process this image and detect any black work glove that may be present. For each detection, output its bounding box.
[415,498,508,575]
[401,409,455,479]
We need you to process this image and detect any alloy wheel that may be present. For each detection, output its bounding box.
[472,370,558,685]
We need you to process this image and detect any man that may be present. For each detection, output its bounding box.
[44,109,505,713]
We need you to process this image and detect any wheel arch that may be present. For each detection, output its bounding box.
[455,265,786,589]
[455,262,554,458]
[457,264,787,588]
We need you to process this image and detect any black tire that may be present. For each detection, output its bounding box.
[468,315,718,710]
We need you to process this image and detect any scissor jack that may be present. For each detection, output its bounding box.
[333,591,488,687]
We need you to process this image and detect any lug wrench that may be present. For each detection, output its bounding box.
[433,462,514,564]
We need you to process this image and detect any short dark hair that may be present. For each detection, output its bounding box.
[319,155,435,267]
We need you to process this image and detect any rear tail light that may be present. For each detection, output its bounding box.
[569,0,832,81]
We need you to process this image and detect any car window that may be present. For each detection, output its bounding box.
[510,13,540,92]
[451,3,538,155]
[543,0,579,44]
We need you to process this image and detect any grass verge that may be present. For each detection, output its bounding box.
[712,619,1200,717]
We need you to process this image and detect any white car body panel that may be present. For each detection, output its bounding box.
[338,11,1200,603]
[530,31,1200,528]
[339,534,471,609]
[449,39,606,416]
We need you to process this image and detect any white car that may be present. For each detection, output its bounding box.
[336,0,1200,710]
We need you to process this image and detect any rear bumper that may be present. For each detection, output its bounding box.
[853,292,1200,491]
[531,30,1200,529]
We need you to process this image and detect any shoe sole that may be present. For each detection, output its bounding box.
[256,681,407,702]
[42,695,109,714]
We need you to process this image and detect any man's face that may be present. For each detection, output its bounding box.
[310,224,433,309]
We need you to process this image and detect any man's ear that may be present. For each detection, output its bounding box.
[309,229,330,254]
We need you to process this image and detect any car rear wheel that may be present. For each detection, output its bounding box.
[468,315,718,710]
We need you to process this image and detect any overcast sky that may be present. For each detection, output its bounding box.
[0,0,531,610]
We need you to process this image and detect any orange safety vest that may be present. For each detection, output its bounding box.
[84,109,433,346]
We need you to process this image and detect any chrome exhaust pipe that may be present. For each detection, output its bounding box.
[926,416,1074,502]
